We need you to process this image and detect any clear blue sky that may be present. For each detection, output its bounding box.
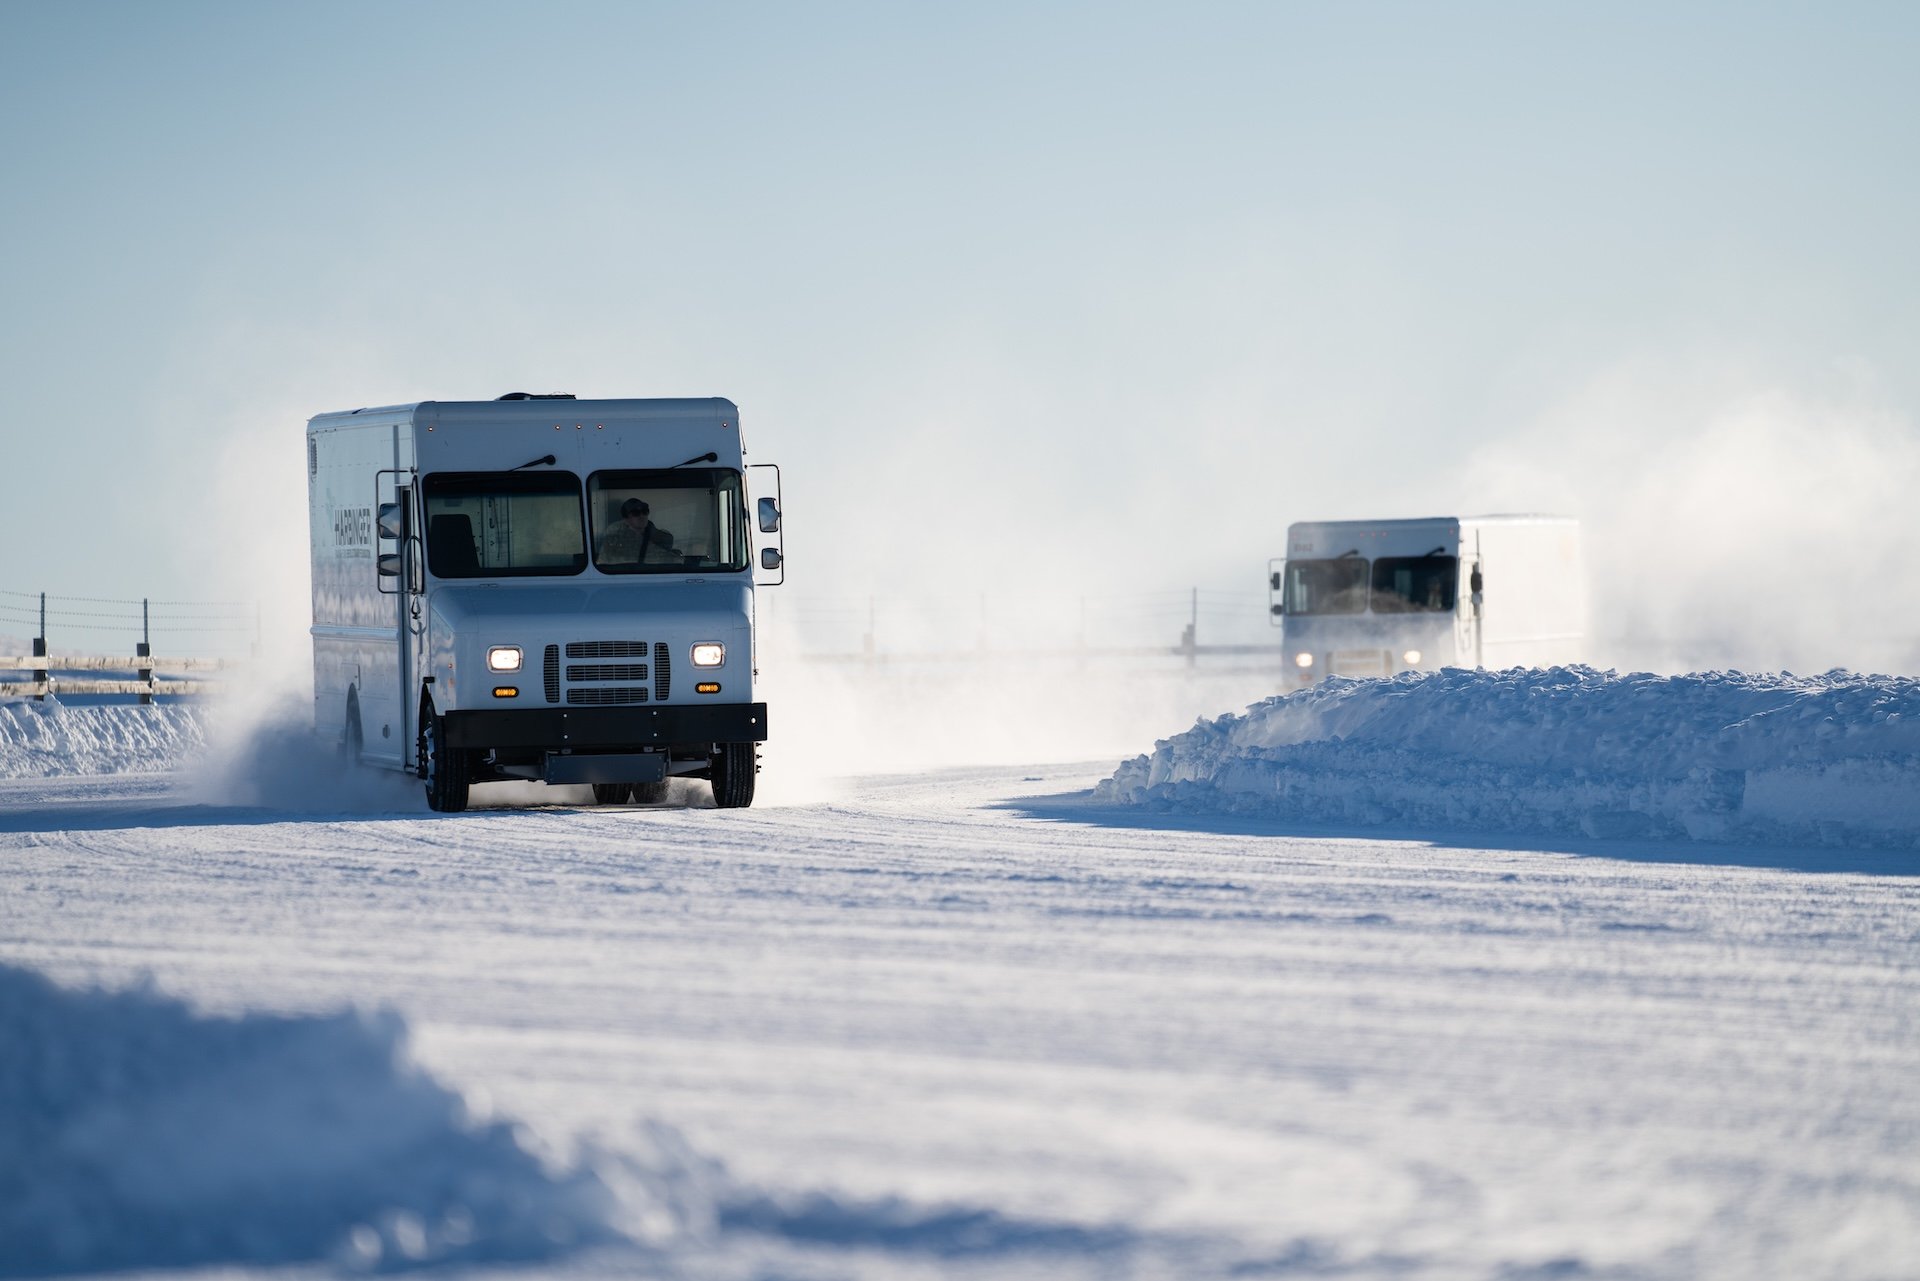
[4,2,1917,663]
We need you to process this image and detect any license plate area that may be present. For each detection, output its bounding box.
[543,751,667,785]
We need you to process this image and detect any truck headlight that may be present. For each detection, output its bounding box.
[487,646,523,672]
[1294,652,1314,669]
[1402,649,1422,666]
[690,642,726,668]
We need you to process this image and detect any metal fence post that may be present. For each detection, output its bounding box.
[1182,586,1198,668]
[31,634,47,702]
[138,599,154,705]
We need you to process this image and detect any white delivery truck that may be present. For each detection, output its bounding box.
[1268,514,1584,686]
[307,394,783,812]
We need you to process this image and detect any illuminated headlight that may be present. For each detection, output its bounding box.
[1294,652,1315,669]
[690,642,726,668]
[1402,649,1422,666]
[487,646,523,672]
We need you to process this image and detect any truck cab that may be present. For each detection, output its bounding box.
[1269,515,1583,686]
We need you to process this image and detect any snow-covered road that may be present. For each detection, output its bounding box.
[3,764,1917,1279]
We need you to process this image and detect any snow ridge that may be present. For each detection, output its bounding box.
[0,964,618,1275]
[0,701,206,779]
[1097,667,1920,847]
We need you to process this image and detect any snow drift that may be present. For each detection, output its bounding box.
[0,964,618,1276]
[1098,667,1920,847]
[0,701,206,779]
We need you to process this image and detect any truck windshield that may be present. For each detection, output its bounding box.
[588,469,749,574]
[422,471,587,578]
[1370,556,1458,613]
[1284,559,1369,615]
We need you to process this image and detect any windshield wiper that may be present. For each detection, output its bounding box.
[672,451,719,468]
[509,454,557,471]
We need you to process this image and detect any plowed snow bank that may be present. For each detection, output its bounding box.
[0,701,206,778]
[1098,667,1920,847]
[0,964,617,1275]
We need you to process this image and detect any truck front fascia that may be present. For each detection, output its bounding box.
[443,702,768,750]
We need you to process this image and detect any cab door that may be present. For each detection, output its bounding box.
[375,469,423,768]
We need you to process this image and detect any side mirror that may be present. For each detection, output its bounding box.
[760,547,783,571]
[377,502,406,541]
[757,496,781,534]
[377,552,403,579]
[1469,567,1484,594]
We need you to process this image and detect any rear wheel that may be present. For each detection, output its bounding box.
[341,692,363,766]
[710,742,756,809]
[591,783,630,805]
[420,711,470,813]
[631,779,669,805]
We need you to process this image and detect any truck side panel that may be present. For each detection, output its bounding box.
[308,416,413,768]
[1467,519,1586,669]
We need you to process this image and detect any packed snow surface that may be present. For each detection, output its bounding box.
[2,755,1917,1279]
[3,679,1918,1275]
[1099,666,1920,847]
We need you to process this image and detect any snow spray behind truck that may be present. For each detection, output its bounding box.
[1269,515,1584,687]
[307,394,783,812]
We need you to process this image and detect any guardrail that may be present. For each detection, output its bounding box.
[0,653,241,702]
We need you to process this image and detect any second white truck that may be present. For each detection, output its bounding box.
[1269,514,1585,686]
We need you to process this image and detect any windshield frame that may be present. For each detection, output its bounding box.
[587,467,750,576]
[1283,557,1371,616]
[420,469,589,580]
[1369,555,1459,614]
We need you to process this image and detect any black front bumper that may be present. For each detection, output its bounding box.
[444,702,768,751]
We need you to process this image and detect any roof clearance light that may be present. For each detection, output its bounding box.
[1294,652,1314,669]
[691,642,726,668]
[487,646,523,672]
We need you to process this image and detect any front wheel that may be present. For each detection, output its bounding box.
[420,711,470,813]
[709,742,756,809]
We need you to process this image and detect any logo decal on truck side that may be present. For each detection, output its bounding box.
[333,506,373,557]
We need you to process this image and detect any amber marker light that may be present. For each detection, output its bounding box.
[493,686,518,698]
[696,682,721,694]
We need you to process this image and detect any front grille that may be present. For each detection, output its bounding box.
[566,640,648,659]
[567,686,650,705]
[556,638,668,705]
[567,662,648,681]
[1330,649,1391,676]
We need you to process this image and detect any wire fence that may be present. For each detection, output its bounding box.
[0,588,260,656]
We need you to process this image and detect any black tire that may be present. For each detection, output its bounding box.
[631,779,669,805]
[420,710,470,813]
[710,742,756,809]
[591,783,630,805]
[341,692,364,766]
